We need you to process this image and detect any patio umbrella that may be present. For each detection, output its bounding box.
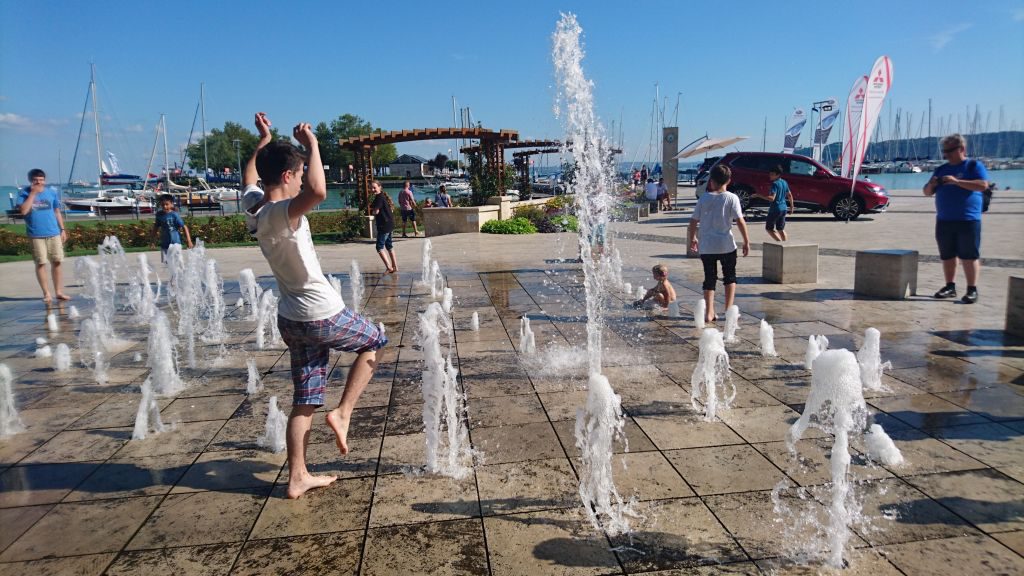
[673,136,749,159]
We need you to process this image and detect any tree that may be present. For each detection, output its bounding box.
[313,114,397,181]
[429,153,449,172]
[185,121,273,176]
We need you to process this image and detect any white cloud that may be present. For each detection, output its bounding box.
[125,123,145,133]
[1015,7,1024,21]
[930,23,973,51]
[0,112,33,130]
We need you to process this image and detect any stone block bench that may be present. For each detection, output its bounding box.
[1008,276,1024,337]
[854,249,918,299]
[762,242,818,283]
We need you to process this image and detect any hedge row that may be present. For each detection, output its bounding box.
[0,210,365,256]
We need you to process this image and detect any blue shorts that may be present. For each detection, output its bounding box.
[375,230,394,251]
[935,220,981,260]
[278,309,388,406]
[766,207,787,231]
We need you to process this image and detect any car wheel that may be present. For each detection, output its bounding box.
[831,195,864,220]
[732,186,753,211]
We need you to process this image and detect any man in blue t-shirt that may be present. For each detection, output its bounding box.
[17,169,69,303]
[923,133,989,304]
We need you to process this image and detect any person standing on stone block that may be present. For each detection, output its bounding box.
[761,165,794,242]
[242,112,388,499]
[17,169,69,304]
[924,133,989,304]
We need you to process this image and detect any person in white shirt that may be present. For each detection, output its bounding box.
[686,164,750,324]
[242,112,387,499]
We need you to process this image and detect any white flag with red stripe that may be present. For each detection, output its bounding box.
[849,56,893,190]
[840,76,867,178]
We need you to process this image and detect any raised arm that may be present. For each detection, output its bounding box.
[243,112,274,188]
[923,174,939,196]
[287,122,327,219]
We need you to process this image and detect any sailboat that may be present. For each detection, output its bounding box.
[64,64,153,214]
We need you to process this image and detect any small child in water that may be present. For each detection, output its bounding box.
[634,264,677,310]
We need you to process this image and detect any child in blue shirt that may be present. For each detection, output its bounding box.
[152,194,192,258]
[761,165,794,241]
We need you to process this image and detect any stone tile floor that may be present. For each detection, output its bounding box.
[0,217,1023,575]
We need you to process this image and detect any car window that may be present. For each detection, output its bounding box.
[788,159,816,176]
[732,155,771,171]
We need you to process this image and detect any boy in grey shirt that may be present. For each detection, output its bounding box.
[687,164,750,324]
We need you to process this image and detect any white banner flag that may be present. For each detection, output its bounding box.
[813,97,839,162]
[783,108,807,154]
[841,76,867,178]
[849,56,893,188]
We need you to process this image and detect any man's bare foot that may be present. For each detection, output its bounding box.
[286,473,336,499]
[55,293,71,301]
[326,408,351,455]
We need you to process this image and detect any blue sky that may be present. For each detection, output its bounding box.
[1,0,1022,184]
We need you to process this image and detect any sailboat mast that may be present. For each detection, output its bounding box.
[91,64,104,183]
[162,114,171,185]
[201,82,209,177]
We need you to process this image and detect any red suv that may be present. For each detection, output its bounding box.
[695,152,889,220]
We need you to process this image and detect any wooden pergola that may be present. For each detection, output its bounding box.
[339,127,519,212]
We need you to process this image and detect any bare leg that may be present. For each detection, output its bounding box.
[326,350,378,456]
[286,405,336,499]
[387,249,398,272]
[778,230,788,242]
[413,221,420,235]
[377,250,394,273]
[942,258,957,284]
[52,262,69,300]
[724,282,737,310]
[963,258,979,286]
[767,230,782,242]
[35,263,51,302]
[703,289,715,323]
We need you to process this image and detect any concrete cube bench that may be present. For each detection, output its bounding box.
[762,242,818,283]
[1007,276,1024,337]
[854,249,918,299]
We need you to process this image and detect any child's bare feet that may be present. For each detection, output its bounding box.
[286,472,336,499]
[326,408,351,455]
[55,293,71,301]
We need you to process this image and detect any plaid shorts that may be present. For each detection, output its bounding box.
[278,308,388,406]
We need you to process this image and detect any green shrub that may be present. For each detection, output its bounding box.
[481,217,536,234]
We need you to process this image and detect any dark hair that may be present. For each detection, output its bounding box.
[158,194,175,204]
[372,180,395,212]
[28,168,46,180]
[769,165,783,175]
[255,141,306,186]
[709,164,731,186]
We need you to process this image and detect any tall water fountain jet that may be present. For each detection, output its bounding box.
[420,239,433,286]
[127,253,161,321]
[857,328,891,392]
[78,315,108,385]
[328,274,344,302]
[430,260,444,300]
[246,358,262,394]
[148,311,185,397]
[418,302,472,478]
[350,259,364,314]
[805,334,829,370]
[518,316,536,354]
[470,311,480,331]
[786,349,903,568]
[694,299,706,330]
[132,377,166,440]
[53,343,71,372]
[239,268,261,321]
[257,396,287,453]
[555,13,633,535]
[0,364,25,437]
[46,313,58,333]
[760,319,778,357]
[690,328,735,421]
[255,289,282,350]
[202,259,226,343]
[441,287,453,314]
[723,305,740,343]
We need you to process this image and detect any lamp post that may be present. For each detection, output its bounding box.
[810,99,834,162]
[232,139,242,211]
